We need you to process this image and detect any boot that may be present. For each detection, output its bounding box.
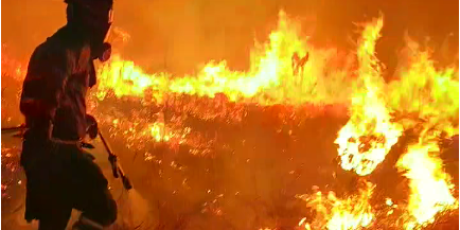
[72,216,104,230]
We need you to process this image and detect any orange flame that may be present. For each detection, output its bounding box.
[1,9,458,230]
[298,181,375,230]
[335,16,403,176]
[388,35,459,136]
[397,130,458,230]
[95,11,354,107]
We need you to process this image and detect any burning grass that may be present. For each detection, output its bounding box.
[1,10,459,230]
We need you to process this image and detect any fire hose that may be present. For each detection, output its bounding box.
[1,124,133,191]
[98,129,133,190]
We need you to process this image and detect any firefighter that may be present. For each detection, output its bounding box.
[19,0,117,229]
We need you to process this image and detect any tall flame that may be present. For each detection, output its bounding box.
[397,131,458,230]
[388,35,459,136]
[335,16,403,176]
[95,11,354,107]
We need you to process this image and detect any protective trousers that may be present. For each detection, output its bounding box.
[21,139,117,230]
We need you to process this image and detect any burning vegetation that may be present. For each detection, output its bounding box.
[1,7,459,230]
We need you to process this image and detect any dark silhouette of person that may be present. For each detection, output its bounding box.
[19,0,117,229]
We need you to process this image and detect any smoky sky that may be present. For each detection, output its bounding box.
[2,0,459,74]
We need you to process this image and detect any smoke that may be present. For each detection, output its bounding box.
[2,0,458,74]
[118,189,157,228]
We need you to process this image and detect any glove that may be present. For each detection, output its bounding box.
[97,42,112,62]
[85,114,98,139]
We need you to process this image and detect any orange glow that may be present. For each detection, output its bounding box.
[335,16,403,176]
[1,10,458,230]
[95,11,354,107]
[298,180,375,230]
[397,131,458,230]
